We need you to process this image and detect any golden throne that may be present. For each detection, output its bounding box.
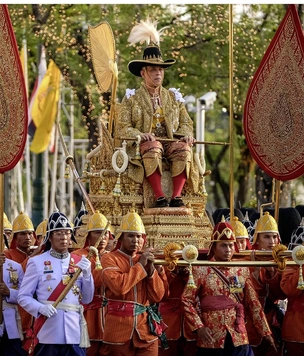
[84,118,212,250]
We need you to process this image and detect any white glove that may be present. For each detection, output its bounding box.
[39,304,57,318]
[76,255,91,279]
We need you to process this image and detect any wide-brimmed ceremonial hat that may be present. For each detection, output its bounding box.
[127,19,175,77]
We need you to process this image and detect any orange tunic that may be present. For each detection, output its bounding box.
[101,250,166,344]
[280,266,304,343]
[247,268,286,348]
[4,248,29,267]
[159,267,197,356]
[182,265,271,349]
[159,267,195,341]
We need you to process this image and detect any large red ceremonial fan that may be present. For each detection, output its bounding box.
[243,5,304,181]
[0,5,28,173]
[0,5,28,323]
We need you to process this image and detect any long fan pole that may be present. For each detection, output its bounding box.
[0,173,4,324]
[229,5,235,219]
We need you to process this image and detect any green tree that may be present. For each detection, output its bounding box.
[9,4,294,210]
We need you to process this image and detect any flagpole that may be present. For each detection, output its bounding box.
[49,80,61,215]
[43,148,49,218]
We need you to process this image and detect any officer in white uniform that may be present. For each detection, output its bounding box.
[18,209,94,356]
[0,250,26,356]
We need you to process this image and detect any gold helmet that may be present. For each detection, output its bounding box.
[12,212,34,234]
[36,219,47,238]
[11,212,37,249]
[3,213,12,231]
[116,210,145,239]
[252,211,279,245]
[87,211,108,232]
[230,217,249,239]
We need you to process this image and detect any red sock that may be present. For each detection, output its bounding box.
[172,171,187,198]
[147,170,165,199]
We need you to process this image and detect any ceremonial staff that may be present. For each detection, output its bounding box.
[0,5,28,325]
[57,120,96,214]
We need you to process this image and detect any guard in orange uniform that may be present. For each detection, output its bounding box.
[248,212,286,356]
[100,210,167,356]
[74,210,111,356]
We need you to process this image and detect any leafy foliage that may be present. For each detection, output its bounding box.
[9,4,293,209]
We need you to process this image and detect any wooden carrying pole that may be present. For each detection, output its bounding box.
[0,174,4,324]
[52,221,110,308]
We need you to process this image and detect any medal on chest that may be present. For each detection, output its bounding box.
[44,260,53,274]
[62,257,79,285]
[6,263,19,288]
[229,275,245,293]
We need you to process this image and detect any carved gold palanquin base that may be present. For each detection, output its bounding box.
[87,172,213,250]
[85,125,213,250]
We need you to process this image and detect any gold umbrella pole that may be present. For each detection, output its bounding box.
[57,121,95,214]
[52,221,110,307]
[274,179,281,223]
[229,4,235,219]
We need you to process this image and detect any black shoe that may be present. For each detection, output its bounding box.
[169,196,185,207]
[155,197,169,208]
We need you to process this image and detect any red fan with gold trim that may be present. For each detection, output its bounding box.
[0,5,28,173]
[0,5,28,305]
[243,5,304,181]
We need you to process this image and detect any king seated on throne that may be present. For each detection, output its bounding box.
[115,19,200,209]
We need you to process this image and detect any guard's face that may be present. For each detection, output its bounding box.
[256,232,279,250]
[213,241,235,261]
[141,66,164,87]
[4,229,12,242]
[236,238,247,251]
[120,232,142,255]
[15,230,34,249]
[88,230,109,252]
[49,230,72,253]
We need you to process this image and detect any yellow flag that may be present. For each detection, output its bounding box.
[30,60,61,154]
